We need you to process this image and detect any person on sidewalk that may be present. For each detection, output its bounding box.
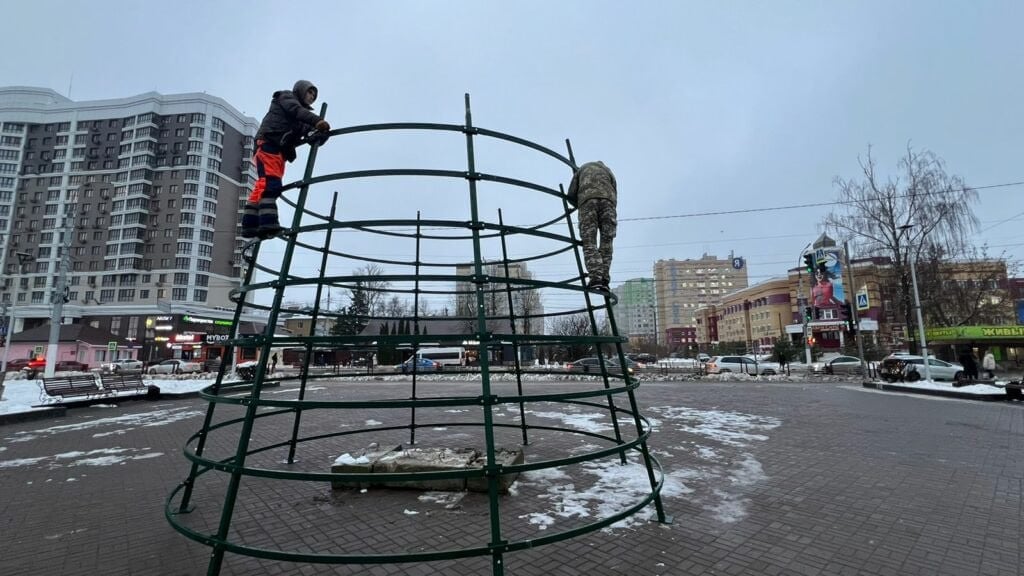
[567,161,617,293]
[983,350,996,379]
[241,80,331,239]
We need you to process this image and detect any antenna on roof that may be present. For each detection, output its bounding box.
[67,72,74,99]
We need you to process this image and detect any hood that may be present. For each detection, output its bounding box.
[292,80,317,108]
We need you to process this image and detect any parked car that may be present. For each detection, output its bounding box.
[565,357,633,375]
[148,359,202,375]
[103,358,144,373]
[400,357,438,374]
[879,355,964,383]
[55,360,89,372]
[4,358,33,372]
[705,355,780,375]
[15,356,86,378]
[811,355,864,375]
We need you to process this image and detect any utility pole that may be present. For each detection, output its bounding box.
[43,200,76,378]
[843,241,866,375]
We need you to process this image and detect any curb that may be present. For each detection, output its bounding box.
[862,381,1007,401]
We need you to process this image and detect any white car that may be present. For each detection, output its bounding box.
[879,354,964,382]
[103,358,144,373]
[148,359,202,375]
[705,355,781,375]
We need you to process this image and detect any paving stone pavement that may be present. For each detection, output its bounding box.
[1,378,1023,576]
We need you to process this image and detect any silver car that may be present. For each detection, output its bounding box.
[812,355,864,375]
[880,355,964,382]
[705,355,780,375]
[147,359,202,375]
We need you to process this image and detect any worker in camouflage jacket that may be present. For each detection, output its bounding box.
[567,161,617,292]
[241,80,330,239]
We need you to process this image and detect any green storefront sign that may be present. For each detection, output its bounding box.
[923,325,1024,341]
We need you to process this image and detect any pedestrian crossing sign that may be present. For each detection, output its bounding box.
[856,292,869,311]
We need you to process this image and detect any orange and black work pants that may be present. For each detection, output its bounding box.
[241,139,286,231]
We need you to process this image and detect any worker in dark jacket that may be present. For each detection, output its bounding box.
[567,161,617,292]
[241,80,331,239]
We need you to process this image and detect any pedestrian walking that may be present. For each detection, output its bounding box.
[983,350,996,379]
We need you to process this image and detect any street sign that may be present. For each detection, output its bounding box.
[855,291,869,311]
[108,341,117,352]
[859,319,879,331]
[731,257,744,270]
[815,248,825,263]
[33,345,44,357]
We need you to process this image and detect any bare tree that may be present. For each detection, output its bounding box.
[547,313,594,361]
[825,146,980,353]
[916,245,1015,326]
[381,295,409,318]
[354,263,390,316]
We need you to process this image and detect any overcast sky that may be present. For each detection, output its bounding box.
[3,1,1022,313]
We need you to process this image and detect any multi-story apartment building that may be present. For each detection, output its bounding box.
[653,253,748,346]
[0,86,259,364]
[712,277,792,353]
[454,261,544,336]
[611,277,657,346]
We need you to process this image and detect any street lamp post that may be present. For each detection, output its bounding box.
[1,251,37,376]
[898,225,931,381]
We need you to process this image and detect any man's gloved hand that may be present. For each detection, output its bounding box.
[315,119,331,132]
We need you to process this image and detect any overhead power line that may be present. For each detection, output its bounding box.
[618,180,1024,223]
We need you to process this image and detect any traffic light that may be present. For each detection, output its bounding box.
[803,253,815,274]
[839,301,856,333]
[803,306,813,322]
[806,335,816,347]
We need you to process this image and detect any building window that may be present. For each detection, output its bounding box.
[171,288,187,301]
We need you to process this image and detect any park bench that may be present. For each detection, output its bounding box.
[100,372,149,395]
[38,374,103,404]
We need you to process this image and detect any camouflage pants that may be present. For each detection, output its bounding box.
[579,198,616,285]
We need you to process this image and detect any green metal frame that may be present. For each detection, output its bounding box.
[166,96,670,576]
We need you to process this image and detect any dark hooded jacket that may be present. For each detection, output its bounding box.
[255,80,323,145]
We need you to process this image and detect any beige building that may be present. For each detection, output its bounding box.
[654,254,748,345]
[714,278,793,352]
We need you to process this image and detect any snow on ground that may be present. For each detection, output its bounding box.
[877,379,1006,395]
[0,371,1010,534]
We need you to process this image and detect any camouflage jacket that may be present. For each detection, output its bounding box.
[567,161,617,207]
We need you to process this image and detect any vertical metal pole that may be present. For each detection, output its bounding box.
[908,249,932,381]
[410,214,422,446]
[843,241,867,376]
[496,210,528,446]
[206,104,328,576]
[44,200,76,378]
[287,192,340,464]
[462,93,507,576]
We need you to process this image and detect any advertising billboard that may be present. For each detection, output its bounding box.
[811,248,844,308]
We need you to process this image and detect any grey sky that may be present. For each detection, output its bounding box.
[4,1,1022,312]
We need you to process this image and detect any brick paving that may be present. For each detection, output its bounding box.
[1,379,1023,575]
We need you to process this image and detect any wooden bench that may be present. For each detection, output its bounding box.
[100,372,148,395]
[39,375,103,404]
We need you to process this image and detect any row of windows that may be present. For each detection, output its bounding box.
[4,288,209,304]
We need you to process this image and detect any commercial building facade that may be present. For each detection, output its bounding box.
[0,86,260,364]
